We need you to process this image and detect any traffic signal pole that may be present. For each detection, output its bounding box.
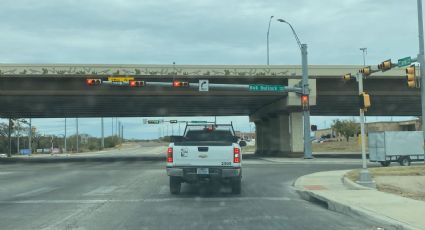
[417,0,425,147]
[301,44,313,159]
[357,74,374,187]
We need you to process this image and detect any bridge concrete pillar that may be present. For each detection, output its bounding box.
[267,115,280,155]
[289,112,304,155]
[254,121,264,155]
[277,114,291,154]
[260,118,271,155]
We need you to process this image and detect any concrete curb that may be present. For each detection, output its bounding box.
[294,174,420,230]
[0,156,165,164]
[342,176,375,190]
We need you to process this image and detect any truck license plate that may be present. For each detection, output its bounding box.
[196,168,209,175]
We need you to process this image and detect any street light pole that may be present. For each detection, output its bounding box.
[267,16,274,65]
[277,18,313,159]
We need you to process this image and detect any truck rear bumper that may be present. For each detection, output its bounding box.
[166,167,241,179]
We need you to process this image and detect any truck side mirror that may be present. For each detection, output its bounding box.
[239,141,247,147]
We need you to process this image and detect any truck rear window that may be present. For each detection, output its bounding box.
[185,130,235,142]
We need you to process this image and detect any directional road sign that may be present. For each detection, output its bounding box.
[249,84,285,92]
[398,57,412,67]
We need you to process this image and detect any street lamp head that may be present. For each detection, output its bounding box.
[277,18,286,23]
[270,15,274,19]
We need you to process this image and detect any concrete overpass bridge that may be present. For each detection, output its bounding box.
[0,64,419,156]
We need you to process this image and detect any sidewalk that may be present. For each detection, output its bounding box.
[294,170,425,230]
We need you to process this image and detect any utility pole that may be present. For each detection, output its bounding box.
[101,117,104,149]
[417,0,425,145]
[29,118,32,154]
[112,117,114,136]
[76,118,79,152]
[121,125,124,142]
[8,118,12,157]
[64,118,67,152]
[360,47,368,124]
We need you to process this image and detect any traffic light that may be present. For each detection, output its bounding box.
[301,94,309,111]
[343,73,353,81]
[406,64,417,88]
[172,81,189,87]
[378,59,392,71]
[129,80,145,87]
[359,66,372,76]
[359,92,371,111]
[86,79,102,86]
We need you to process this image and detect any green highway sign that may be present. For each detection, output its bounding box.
[398,57,412,67]
[249,84,285,92]
[147,120,160,124]
[170,120,178,124]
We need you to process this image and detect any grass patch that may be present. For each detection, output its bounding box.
[242,145,256,152]
[345,165,425,182]
[312,137,366,152]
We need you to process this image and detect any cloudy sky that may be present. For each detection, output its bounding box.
[0,0,419,138]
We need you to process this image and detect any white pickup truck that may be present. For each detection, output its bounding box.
[166,123,246,194]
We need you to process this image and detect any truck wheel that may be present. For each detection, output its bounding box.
[380,161,391,167]
[399,157,411,166]
[231,177,241,195]
[170,176,181,194]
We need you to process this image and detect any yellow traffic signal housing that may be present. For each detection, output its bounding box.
[343,73,352,81]
[359,66,371,76]
[378,59,392,71]
[359,92,371,111]
[406,65,417,88]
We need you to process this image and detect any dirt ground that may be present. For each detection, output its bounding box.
[346,166,425,201]
[312,137,364,152]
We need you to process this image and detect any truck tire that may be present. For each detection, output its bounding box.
[380,161,391,167]
[170,176,181,194]
[231,177,241,195]
[399,156,411,166]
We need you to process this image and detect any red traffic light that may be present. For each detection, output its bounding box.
[129,80,145,87]
[86,79,102,86]
[172,81,189,87]
[301,94,309,110]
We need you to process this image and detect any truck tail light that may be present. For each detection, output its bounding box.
[172,81,189,87]
[167,147,173,163]
[129,80,145,87]
[86,79,102,86]
[233,147,240,163]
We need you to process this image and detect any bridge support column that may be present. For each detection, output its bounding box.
[254,121,264,155]
[288,112,304,156]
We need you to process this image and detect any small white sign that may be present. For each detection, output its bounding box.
[199,80,209,92]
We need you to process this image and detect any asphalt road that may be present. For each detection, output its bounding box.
[0,157,383,230]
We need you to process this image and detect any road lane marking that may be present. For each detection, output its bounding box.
[14,186,58,198]
[83,186,120,196]
[0,196,295,204]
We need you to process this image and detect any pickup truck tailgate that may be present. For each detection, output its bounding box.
[172,144,235,166]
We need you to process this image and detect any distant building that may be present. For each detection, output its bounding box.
[314,119,421,139]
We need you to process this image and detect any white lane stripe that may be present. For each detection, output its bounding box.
[14,187,58,198]
[0,196,294,204]
[83,186,119,196]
